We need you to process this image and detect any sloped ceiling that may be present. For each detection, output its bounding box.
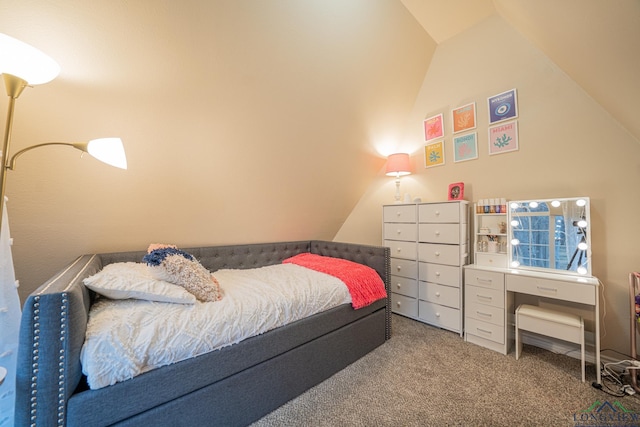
[402,0,640,143]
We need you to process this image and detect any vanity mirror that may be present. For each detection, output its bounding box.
[508,197,592,276]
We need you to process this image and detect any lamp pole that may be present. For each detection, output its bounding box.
[0,73,27,236]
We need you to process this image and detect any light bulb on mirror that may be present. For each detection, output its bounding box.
[577,266,588,275]
[511,260,520,268]
[578,241,588,251]
[510,220,519,227]
[576,199,587,207]
[511,238,520,246]
[551,200,561,207]
[529,201,539,208]
[510,202,519,210]
[577,219,588,228]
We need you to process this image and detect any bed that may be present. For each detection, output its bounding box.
[15,240,390,426]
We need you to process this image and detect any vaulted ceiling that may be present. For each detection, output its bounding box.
[401,0,640,143]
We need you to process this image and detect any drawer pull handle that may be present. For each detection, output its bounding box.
[435,231,440,236]
[396,211,402,217]
[537,286,558,293]
[435,251,441,256]
[435,211,440,216]
[436,312,441,317]
[477,328,492,335]
[396,283,402,289]
[435,292,441,297]
[477,311,492,318]
[436,272,441,277]
[477,277,493,284]
[396,301,402,307]
[396,248,402,253]
[396,266,402,271]
[477,294,493,301]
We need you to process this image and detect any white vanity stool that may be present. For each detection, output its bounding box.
[515,304,585,382]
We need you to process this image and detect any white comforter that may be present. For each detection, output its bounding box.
[80,263,351,389]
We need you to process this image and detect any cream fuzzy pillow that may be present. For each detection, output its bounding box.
[143,246,221,302]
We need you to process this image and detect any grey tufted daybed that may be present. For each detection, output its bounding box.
[15,240,390,426]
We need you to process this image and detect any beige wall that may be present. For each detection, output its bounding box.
[0,0,434,299]
[336,14,640,356]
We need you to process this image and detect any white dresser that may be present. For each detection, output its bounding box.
[384,201,469,335]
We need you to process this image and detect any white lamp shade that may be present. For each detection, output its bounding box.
[0,33,60,85]
[385,153,411,176]
[86,138,128,169]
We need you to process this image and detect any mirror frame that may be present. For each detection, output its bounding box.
[507,197,592,277]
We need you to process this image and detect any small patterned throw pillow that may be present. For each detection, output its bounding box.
[143,244,221,302]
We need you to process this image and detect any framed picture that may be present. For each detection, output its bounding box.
[453,132,478,163]
[488,88,518,124]
[448,182,464,201]
[488,120,519,155]
[423,113,444,142]
[451,102,476,134]
[424,141,445,168]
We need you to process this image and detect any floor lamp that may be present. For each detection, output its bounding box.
[0,32,127,425]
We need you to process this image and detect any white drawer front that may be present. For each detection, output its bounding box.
[475,252,508,268]
[465,284,504,309]
[465,300,505,326]
[506,274,596,305]
[385,240,417,260]
[419,203,461,223]
[390,275,418,298]
[418,243,461,266]
[383,205,416,223]
[418,300,460,331]
[419,262,460,287]
[419,282,460,309]
[383,223,417,242]
[390,258,418,279]
[464,268,505,291]
[466,318,504,344]
[391,293,418,317]
[418,223,460,244]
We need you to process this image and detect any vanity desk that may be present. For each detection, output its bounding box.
[464,264,601,383]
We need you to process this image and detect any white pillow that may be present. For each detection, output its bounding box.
[84,262,196,304]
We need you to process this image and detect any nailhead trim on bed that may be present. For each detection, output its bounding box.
[30,295,40,427]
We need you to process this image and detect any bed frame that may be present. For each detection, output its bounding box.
[15,240,390,426]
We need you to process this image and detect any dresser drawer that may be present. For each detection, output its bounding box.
[418,243,461,266]
[418,301,460,331]
[506,274,596,305]
[475,252,508,268]
[419,203,461,223]
[419,262,460,287]
[466,318,504,344]
[384,240,417,260]
[465,268,505,291]
[465,284,504,309]
[419,282,459,309]
[418,223,461,244]
[383,223,417,242]
[383,205,416,223]
[390,275,418,298]
[465,300,505,326]
[390,258,418,279]
[391,293,418,317]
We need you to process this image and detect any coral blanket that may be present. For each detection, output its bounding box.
[283,253,387,309]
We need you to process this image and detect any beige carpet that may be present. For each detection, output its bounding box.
[252,314,640,426]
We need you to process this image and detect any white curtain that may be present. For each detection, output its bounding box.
[0,197,20,427]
